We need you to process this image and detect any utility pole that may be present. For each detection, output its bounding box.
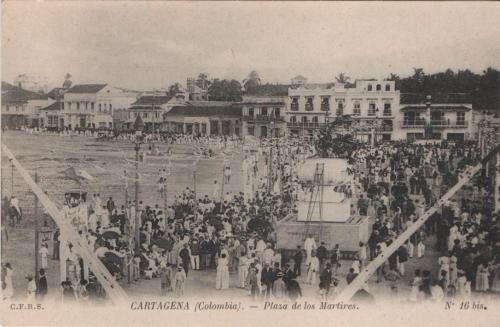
[11,159,14,196]
[267,142,273,193]
[134,141,141,253]
[193,170,197,201]
[164,180,168,217]
[34,173,39,284]
[124,169,129,212]
[220,164,225,207]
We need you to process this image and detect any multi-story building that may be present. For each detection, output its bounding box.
[62,84,138,130]
[1,82,53,129]
[163,101,242,136]
[125,95,171,132]
[395,93,473,141]
[286,79,399,141]
[241,85,289,138]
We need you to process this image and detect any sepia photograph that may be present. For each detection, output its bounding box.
[1,1,499,326]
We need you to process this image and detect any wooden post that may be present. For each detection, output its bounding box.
[11,160,14,196]
[134,142,141,253]
[193,170,197,201]
[34,173,40,283]
[164,176,168,218]
[220,164,225,208]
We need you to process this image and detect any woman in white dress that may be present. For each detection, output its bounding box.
[408,269,422,302]
[216,254,229,290]
[3,263,14,300]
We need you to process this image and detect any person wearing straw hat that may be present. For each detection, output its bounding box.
[26,274,37,301]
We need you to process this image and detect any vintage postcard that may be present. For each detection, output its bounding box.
[1,1,499,326]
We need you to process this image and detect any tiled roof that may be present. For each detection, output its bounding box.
[131,95,171,106]
[185,100,235,107]
[40,101,63,111]
[1,81,48,103]
[400,93,473,105]
[66,84,107,94]
[166,104,242,117]
[400,105,472,111]
[244,84,289,96]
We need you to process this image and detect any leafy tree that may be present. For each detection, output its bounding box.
[243,70,261,91]
[391,67,499,112]
[315,115,361,159]
[208,79,243,101]
[167,83,182,97]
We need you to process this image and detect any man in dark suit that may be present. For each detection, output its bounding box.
[316,241,328,273]
[319,263,332,299]
[261,263,275,299]
[293,246,303,276]
[179,243,191,276]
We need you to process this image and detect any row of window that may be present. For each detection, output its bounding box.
[246,107,281,117]
[129,111,161,119]
[289,116,321,124]
[66,101,112,113]
[4,105,25,112]
[403,112,466,124]
[290,97,392,116]
[367,84,392,92]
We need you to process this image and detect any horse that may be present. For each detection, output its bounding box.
[7,205,22,226]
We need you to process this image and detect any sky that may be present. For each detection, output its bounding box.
[2,1,500,90]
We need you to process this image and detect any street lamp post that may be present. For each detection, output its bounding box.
[11,159,14,196]
[134,136,142,253]
[132,115,144,254]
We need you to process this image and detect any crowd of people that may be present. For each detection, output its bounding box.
[2,130,499,304]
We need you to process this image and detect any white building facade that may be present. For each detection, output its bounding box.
[286,80,400,142]
[62,84,138,130]
[395,94,473,141]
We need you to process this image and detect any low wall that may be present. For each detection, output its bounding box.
[276,216,371,252]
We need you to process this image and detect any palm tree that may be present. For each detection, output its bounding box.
[335,73,350,84]
[62,73,73,89]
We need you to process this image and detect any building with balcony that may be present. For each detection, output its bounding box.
[62,84,139,130]
[125,95,172,132]
[1,81,53,129]
[286,79,399,141]
[241,84,288,138]
[395,93,473,141]
[163,101,242,136]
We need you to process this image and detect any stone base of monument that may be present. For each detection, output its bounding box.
[276,214,371,254]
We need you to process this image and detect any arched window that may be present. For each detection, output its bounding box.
[385,84,391,91]
[376,84,381,91]
[367,84,373,91]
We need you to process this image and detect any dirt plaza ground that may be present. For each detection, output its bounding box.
[1,131,441,303]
